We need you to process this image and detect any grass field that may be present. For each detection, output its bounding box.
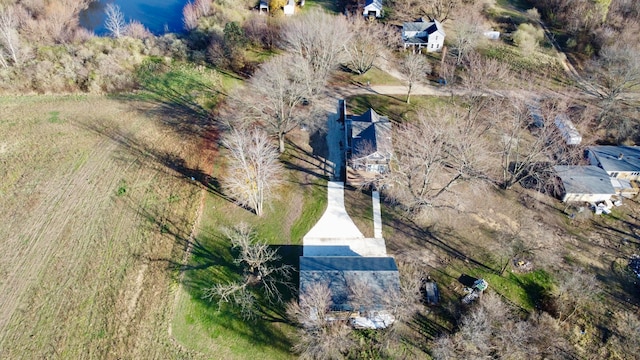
[0,95,212,358]
[170,129,329,358]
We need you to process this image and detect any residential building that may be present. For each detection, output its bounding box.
[346,108,393,177]
[362,0,382,18]
[401,19,445,52]
[299,256,401,328]
[587,146,640,181]
[554,165,616,203]
[259,0,269,13]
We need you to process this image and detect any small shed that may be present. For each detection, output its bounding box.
[259,0,269,13]
[283,0,295,15]
[526,101,544,128]
[483,31,500,40]
[363,0,383,18]
[554,165,616,203]
[554,114,581,145]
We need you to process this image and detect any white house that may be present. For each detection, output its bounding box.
[259,0,269,13]
[588,146,640,181]
[346,108,393,175]
[554,165,616,203]
[554,114,581,145]
[363,0,383,18]
[401,19,445,52]
[284,0,295,15]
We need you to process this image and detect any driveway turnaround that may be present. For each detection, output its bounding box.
[303,181,387,257]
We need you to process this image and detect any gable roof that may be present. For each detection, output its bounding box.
[364,0,382,10]
[589,146,640,173]
[402,19,445,36]
[554,165,616,195]
[299,256,401,312]
[351,108,393,159]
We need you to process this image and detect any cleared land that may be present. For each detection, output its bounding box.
[0,95,212,358]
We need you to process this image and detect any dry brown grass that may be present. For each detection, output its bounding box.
[0,95,213,358]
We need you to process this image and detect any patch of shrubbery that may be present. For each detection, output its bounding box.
[0,34,190,94]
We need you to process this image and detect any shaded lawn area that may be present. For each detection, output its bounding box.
[350,66,404,86]
[172,142,327,358]
[346,94,456,122]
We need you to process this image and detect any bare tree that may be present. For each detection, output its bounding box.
[195,0,212,16]
[495,97,579,190]
[182,2,198,30]
[203,223,292,319]
[343,16,392,75]
[124,20,151,39]
[399,53,432,104]
[381,106,490,217]
[434,292,547,359]
[609,311,640,356]
[451,13,483,65]
[221,126,283,216]
[281,9,351,93]
[0,5,21,67]
[585,43,640,128]
[551,268,601,323]
[287,282,354,360]
[389,0,462,22]
[241,54,318,153]
[104,3,125,38]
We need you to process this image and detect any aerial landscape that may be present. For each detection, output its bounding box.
[1,0,640,358]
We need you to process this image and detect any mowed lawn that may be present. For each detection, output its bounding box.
[171,130,329,359]
[0,95,210,358]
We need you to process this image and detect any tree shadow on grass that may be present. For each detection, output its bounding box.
[282,139,331,182]
[115,64,223,140]
[175,235,302,352]
[382,207,495,273]
[78,119,235,206]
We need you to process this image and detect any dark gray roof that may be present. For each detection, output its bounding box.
[554,165,616,195]
[351,109,393,159]
[402,19,445,36]
[364,0,382,10]
[299,257,401,312]
[589,146,640,173]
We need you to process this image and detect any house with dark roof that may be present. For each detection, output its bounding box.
[362,0,383,18]
[259,0,269,13]
[299,256,400,319]
[587,146,640,181]
[346,108,393,179]
[554,165,616,203]
[401,19,445,52]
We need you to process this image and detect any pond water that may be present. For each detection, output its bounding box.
[79,0,189,36]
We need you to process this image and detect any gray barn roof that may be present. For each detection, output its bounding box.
[299,256,401,312]
[589,146,640,173]
[351,109,392,159]
[554,165,616,195]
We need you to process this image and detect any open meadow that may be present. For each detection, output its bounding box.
[0,95,213,358]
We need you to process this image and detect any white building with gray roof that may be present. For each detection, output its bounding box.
[554,165,616,203]
[401,19,445,52]
[587,146,640,181]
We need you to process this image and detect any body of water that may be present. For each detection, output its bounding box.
[79,0,189,36]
